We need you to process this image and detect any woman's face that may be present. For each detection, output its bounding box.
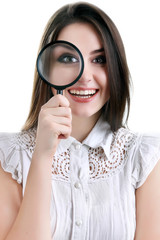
[52,22,110,118]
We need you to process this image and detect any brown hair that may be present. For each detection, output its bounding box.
[22,2,131,132]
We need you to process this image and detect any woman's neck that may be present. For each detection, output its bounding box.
[71,111,101,142]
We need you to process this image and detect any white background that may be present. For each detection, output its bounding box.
[0,0,159,133]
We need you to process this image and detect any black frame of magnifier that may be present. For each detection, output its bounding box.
[36,40,84,94]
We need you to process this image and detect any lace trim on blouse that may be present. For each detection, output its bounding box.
[15,128,36,156]
[0,127,137,183]
[51,128,137,182]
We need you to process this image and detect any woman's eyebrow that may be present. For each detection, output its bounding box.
[90,48,104,54]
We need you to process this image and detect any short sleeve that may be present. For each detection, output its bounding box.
[0,132,22,184]
[131,134,160,189]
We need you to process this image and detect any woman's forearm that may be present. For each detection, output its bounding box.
[5,154,53,240]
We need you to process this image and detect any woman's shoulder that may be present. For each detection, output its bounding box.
[113,127,160,188]
[113,126,160,152]
[0,128,36,184]
[0,128,36,151]
[111,127,138,150]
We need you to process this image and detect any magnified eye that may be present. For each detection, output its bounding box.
[93,55,106,64]
[57,54,79,64]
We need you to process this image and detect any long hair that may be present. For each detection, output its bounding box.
[22,2,131,132]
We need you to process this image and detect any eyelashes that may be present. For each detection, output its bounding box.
[57,54,79,64]
[92,55,106,64]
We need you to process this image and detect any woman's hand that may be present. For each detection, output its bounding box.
[34,94,72,160]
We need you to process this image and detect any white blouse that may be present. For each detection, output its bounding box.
[0,116,160,240]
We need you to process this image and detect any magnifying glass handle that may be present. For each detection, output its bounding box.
[57,89,63,95]
[57,89,65,139]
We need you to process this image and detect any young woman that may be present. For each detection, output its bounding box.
[0,2,160,240]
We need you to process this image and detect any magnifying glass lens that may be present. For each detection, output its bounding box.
[37,41,83,90]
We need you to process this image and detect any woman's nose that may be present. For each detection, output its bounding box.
[78,62,92,83]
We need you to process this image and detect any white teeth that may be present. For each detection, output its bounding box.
[69,89,96,95]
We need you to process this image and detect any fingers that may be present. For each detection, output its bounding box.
[42,94,70,109]
[52,121,72,139]
[39,94,72,130]
[40,106,72,119]
[50,116,72,127]
[35,94,72,158]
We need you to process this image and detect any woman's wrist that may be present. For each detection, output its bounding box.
[32,148,54,169]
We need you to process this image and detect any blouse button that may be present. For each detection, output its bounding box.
[76,219,83,227]
[75,144,81,150]
[74,182,81,189]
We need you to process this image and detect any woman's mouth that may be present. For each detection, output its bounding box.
[68,89,98,102]
[69,89,97,98]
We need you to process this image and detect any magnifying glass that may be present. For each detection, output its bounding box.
[37,40,84,94]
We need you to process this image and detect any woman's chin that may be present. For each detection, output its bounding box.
[71,108,101,120]
[72,111,91,118]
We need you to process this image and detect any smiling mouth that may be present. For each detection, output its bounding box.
[68,89,98,98]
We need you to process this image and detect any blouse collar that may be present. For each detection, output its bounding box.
[56,114,113,158]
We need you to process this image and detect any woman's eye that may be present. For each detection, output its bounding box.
[92,55,106,64]
[57,54,79,64]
